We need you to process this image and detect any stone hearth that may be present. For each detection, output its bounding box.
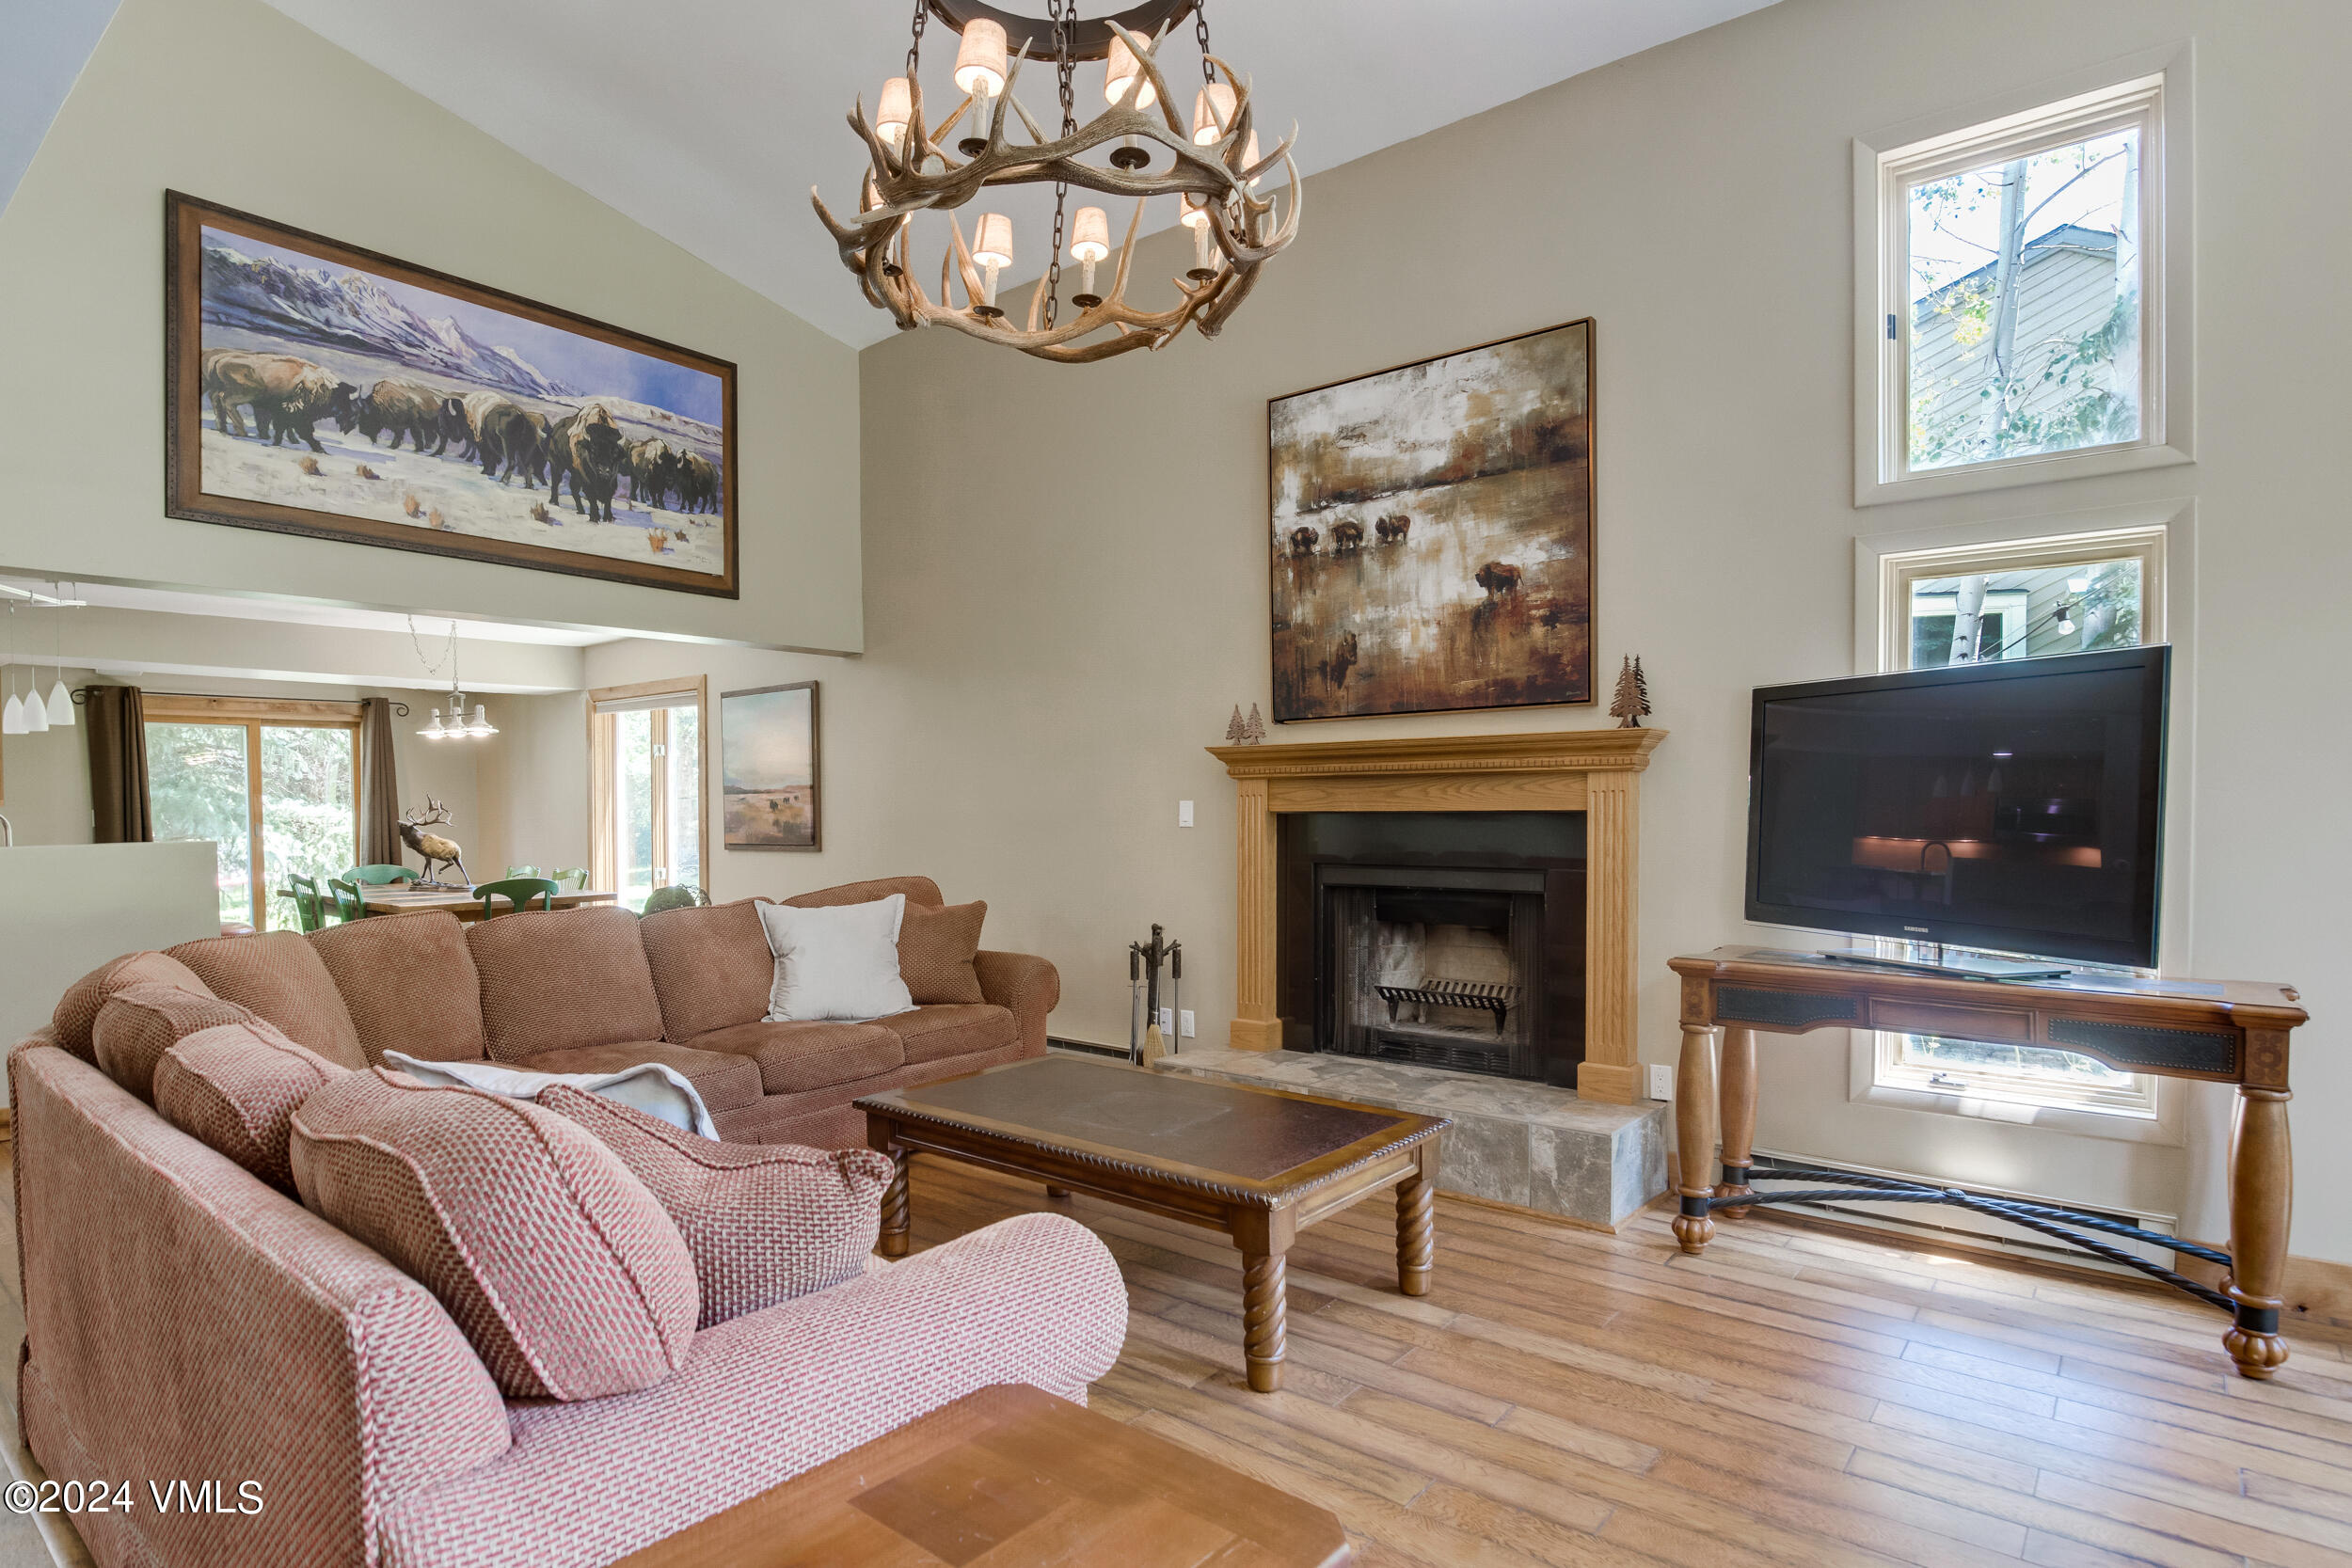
[1162,1047,1666,1229]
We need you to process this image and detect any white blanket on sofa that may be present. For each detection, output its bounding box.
[381,1052,720,1139]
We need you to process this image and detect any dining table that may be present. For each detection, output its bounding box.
[353,884,622,922]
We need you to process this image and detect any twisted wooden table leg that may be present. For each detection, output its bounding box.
[1242,1251,1288,1392]
[1396,1175,1435,1297]
[878,1145,912,1259]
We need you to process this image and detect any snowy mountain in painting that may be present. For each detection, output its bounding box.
[199,245,577,400]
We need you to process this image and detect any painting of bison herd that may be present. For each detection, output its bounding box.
[1267,319,1593,721]
[166,193,737,596]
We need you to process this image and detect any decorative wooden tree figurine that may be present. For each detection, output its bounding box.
[1244,704,1266,744]
[1225,705,1249,744]
[1610,656,1652,728]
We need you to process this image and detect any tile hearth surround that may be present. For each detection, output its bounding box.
[1163,1047,1666,1228]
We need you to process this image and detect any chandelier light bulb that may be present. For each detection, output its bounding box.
[420,709,445,739]
[468,704,498,737]
[1104,34,1155,108]
[1192,82,1236,145]
[876,76,912,150]
[972,211,1014,310]
[1178,193,1210,230]
[1070,206,1110,263]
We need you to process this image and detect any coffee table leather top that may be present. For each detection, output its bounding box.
[858,1055,1444,1191]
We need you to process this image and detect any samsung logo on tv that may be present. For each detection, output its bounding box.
[1903,926,1931,934]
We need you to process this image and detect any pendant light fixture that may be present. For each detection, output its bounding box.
[2,605,24,736]
[409,616,499,740]
[814,0,1300,363]
[45,582,75,727]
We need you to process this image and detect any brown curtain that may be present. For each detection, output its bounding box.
[85,685,152,843]
[358,697,403,864]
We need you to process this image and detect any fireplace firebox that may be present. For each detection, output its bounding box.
[1277,813,1586,1085]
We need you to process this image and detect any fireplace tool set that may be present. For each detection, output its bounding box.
[1128,925,1182,1068]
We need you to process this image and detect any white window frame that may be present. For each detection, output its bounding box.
[1845,504,2192,1147]
[1853,45,2194,506]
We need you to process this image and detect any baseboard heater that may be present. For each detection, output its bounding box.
[1744,1148,2185,1282]
[1046,1037,1132,1060]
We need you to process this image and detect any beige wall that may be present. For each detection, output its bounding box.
[826,0,2351,1259]
[0,0,862,653]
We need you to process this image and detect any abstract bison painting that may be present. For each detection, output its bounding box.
[166,192,738,596]
[1267,320,1594,721]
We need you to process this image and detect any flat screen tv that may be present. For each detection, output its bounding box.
[1746,647,2169,969]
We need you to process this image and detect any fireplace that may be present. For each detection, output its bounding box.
[1212,728,1665,1103]
[1279,813,1586,1085]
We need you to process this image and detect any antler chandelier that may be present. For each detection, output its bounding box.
[813,0,1300,363]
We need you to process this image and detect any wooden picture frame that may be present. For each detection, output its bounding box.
[1266,318,1596,721]
[165,191,739,597]
[721,681,819,851]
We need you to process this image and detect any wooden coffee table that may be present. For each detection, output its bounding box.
[612,1383,1350,1566]
[858,1055,1448,1393]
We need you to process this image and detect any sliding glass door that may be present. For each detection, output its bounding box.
[145,698,360,930]
[590,680,707,911]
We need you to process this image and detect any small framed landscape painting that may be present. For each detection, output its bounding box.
[164,190,739,597]
[722,682,819,851]
[1267,318,1595,721]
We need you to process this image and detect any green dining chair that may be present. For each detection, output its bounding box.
[639,884,708,916]
[475,877,561,918]
[504,864,544,880]
[327,878,368,923]
[287,874,328,934]
[548,866,591,891]
[343,863,418,886]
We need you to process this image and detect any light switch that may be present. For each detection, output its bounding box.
[1178,800,1195,828]
[1179,1009,1197,1038]
[1157,1007,1175,1034]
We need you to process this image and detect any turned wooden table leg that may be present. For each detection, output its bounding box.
[878,1143,912,1259]
[2225,1086,2292,1379]
[1712,1026,1758,1217]
[1242,1251,1288,1392]
[1673,1022,1720,1254]
[1396,1150,1435,1298]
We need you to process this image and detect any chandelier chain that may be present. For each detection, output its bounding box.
[405,614,456,681]
[1196,0,1214,84]
[1043,0,1078,329]
[905,0,928,81]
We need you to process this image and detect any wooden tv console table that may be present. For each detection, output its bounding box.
[1667,946,2308,1379]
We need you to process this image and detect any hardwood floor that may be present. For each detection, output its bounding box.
[8,1138,2350,1567]
[907,1155,2352,1568]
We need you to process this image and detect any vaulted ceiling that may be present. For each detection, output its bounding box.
[255,0,1781,349]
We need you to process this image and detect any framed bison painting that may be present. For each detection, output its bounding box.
[1266,319,1594,721]
[721,681,819,851]
[164,191,739,596]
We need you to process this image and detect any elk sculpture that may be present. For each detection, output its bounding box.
[398,798,470,890]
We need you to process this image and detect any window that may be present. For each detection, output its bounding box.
[1855,60,2190,503]
[1864,524,2166,1118]
[588,679,707,912]
[145,696,360,931]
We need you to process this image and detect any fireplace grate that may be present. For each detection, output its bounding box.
[1375,978,1518,1035]
[1347,1030,1518,1077]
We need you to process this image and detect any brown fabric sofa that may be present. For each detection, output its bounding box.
[9,875,1116,1567]
[138,874,1054,1149]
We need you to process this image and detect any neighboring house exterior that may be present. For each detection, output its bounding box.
[1909,224,2133,467]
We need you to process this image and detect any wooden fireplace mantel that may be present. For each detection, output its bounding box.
[1208,728,1667,1104]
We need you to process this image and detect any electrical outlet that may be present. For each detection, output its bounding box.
[1179,1009,1196,1038]
[1646,1063,1674,1101]
[1178,800,1195,828]
[1157,1007,1174,1034]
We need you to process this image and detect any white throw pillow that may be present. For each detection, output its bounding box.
[380,1052,719,1139]
[757,895,916,1022]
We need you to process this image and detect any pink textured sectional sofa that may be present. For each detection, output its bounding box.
[9,876,1129,1567]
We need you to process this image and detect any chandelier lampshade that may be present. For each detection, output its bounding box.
[1104,32,1155,109]
[812,0,1300,363]
[876,77,913,149]
[953,19,1009,96]
[1192,82,1235,144]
